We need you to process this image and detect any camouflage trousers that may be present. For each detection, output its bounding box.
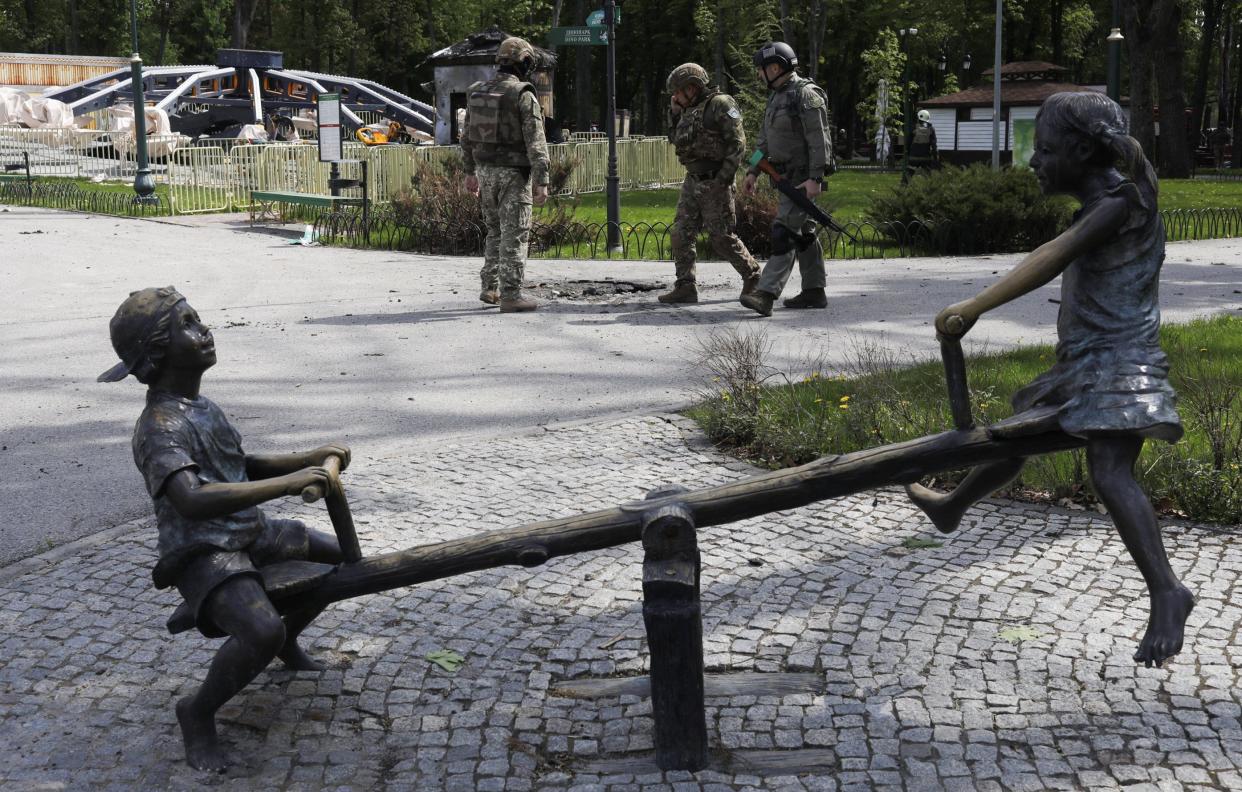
[756,188,826,297]
[477,163,533,298]
[668,176,758,285]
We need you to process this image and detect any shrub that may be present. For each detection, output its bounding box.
[864,164,1074,255]
[390,153,580,254]
[733,183,779,258]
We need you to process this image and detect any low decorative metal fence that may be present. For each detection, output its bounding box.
[311,205,1242,261]
[0,179,163,216]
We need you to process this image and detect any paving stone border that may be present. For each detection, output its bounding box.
[2,415,1240,791]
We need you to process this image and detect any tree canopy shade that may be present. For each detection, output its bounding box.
[1,0,1237,171]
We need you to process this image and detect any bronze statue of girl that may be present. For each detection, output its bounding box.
[907,91,1195,669]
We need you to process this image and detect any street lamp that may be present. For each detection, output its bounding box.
[128,0,157,205]
[899,27,917,181]
[1106,0,1124,102]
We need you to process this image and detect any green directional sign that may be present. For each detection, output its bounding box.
[549,26,609,46]
[586,8,620,26]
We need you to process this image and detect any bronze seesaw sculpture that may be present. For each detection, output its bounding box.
[101,92,1191,775]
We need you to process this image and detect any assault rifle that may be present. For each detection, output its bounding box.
[747,150,858,243]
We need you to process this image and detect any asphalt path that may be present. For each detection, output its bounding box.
[2,206,1239,565]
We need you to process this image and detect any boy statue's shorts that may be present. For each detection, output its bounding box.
[175,517,312,636]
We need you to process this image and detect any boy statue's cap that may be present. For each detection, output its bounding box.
[97,286,186,383]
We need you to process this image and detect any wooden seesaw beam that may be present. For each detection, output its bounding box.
[290,418,1085,611]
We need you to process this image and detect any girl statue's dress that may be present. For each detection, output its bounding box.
[1012,180,1182,443]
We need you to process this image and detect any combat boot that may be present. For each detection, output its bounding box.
[740,289,775,317]
[657,281,698,304]
[740,272,760,299]
[499,294,538,313]
[479,289,500,305]
[783,288,827,309]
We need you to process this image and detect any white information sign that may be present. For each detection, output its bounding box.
[318,93,343,162]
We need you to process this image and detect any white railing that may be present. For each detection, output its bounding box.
[0,126,689,214]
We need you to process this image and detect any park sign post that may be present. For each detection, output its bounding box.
[549,26,609,46]
[318,93,343,163]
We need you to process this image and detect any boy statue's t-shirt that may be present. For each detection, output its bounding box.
[132,390,267,588]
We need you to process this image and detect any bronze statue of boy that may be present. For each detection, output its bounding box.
[99,287,348,771]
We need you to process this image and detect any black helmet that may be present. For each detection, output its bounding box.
[753,42,798,73]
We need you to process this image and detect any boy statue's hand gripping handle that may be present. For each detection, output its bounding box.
[301,455,342,503]
[301,454,363,564]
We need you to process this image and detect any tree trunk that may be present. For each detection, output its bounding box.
[67,0,79,54]
[1151,0,1192,177]
[232,0,259,48]
[575,0,592,133]
[713,1,726,89]
[156,0,171,65]
[1122,0,1157,159]
[807,0,828,86]
[779,0,793,43]
[1233,27,1242,167]
[1220,14,1235,128]
[1191,0,1223,142]
[1051,0,1063,65]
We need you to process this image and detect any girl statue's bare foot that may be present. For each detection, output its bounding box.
[176,696,229,772]
[1134,585,1195,668]
[278,641,326,672]
[905,483,966,534]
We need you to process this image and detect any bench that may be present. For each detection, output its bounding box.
[249,190,366,224]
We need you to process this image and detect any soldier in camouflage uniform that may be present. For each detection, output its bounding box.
[461,36,550,313]
[659,63,760,305]
[741,42,834,317]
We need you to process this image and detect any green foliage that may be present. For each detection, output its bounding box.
[687,315,1242,525]
[856,29,906,143]
[864,165,1074,255]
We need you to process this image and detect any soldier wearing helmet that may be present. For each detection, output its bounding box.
[658,63,760,305]
[740,42,835,317]
[905,107,940,181]
[461,35,550,312]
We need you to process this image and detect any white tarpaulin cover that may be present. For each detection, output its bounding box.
[108,104,186,157]
[0,88,75,128]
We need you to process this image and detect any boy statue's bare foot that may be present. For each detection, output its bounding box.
[1134,585,1195,668]
[904,483,966,534]
[176,696,229,772]
[278,641,326,672]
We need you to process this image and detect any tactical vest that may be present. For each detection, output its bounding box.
[466,75,535,167]
[909,124,934,159]
[672,91,733,173]
[762,76,829,180]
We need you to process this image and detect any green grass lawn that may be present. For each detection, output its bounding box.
[686,314,1242,524]
[1159,178,1242,211]
[539,170,902,227]
[540,173,1242,229]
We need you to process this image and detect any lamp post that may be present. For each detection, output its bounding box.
[899,27,917,181]
[1106,0,1124,102]
[990,0,1002,171]
[603,0,621,253]
[128,0,157,204]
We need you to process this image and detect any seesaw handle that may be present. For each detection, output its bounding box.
[937,333,975,431]
[301,454,342,503]
[299,454,362,563]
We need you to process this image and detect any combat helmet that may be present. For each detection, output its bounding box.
[917,109,931,123]
[496,36,538,76]
[667,63,710,94]
[753,42,798,72]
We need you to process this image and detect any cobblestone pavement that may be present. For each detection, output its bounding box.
[2,416,1241,791]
